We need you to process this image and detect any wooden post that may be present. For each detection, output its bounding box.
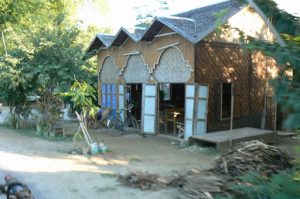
[274,101,277,144]
[230,84,234,150]
[261,87,267,129]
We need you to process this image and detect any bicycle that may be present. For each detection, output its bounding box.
[106,104,140,136]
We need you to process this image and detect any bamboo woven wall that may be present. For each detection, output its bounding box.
[97,26,195,83]
[195,42,276,132]
[251,51,278,129]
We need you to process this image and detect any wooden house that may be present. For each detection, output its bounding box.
[86,0,285,140]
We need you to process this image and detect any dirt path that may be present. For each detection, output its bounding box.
[0,127,217,199]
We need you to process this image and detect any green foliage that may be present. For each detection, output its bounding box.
[35,114,51,136]
[0,0,43,27]
[0,54,32,128]
[217,169,300,199]
[243,1,300,130]
[253,0,300,36]
[134,0,171,29]
[61,80,98,120]
[213,8,230,28]
[0,0,101,132]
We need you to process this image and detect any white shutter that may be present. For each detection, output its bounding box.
[184,84,195,140]
[194,84,209,135]
[142,84,157,134]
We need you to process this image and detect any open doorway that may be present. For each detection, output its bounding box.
[158,83,185,138]
[126,84,142,122]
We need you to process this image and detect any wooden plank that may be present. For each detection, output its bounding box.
[190,127,275,151]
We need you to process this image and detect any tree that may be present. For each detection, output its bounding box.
[134,0,171,29]
[61,79,98,123]
[246,0,300,129]
[0,0,100,131]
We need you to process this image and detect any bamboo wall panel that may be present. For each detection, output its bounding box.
[251,51,277,129]
[123,54,150,83]
[195,42,277,132]
[154,47,192,82]
[195,42,251,132]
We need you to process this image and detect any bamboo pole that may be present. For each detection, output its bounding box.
[75,111,92,145]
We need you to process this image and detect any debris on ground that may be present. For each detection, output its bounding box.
[68,148,84,155]
[214,140,293,177]
[277,131,297,137]
[172,141,217,154]
[181,173,224,199]
[118,172,167,190]
[118,170,225,199]
[118,141,295,199]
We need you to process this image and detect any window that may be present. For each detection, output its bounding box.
[101,84,107,107]
[221,83,232,119]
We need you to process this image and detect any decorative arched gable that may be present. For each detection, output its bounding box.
[154,47,191,83]
[123,54,150,83]
[99,56,119,83]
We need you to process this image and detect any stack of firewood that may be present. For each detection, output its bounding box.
[214,140,293,177]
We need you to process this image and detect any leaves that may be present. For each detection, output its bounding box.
[134,0,171,28]
[245,1,300,129]
[0,0,101,130]
[222,169,300,199]
[62,79,98,119]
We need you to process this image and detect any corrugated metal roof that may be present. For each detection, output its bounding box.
[140,0,243,43]
[176,0,242,43]
[96,34,115,47]
[85,0,285,58]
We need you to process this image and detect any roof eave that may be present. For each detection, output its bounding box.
[140,17,164,41]
[110,27,139,47]
[156,18,196,43]
[85,35,101,53]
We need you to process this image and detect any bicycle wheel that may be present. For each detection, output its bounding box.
[107,117,123,137]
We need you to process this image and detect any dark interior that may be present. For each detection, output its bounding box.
[158,83,185,136]
[222,83,232,118]
[128,84,142,121]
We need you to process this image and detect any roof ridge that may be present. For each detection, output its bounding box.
[96,33,114,36]
[158,15,195,22]
[175,0,232,17]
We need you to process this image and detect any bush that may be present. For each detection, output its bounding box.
[217,169,300,199]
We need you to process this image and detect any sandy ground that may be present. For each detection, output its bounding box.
[0,126,217,199]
